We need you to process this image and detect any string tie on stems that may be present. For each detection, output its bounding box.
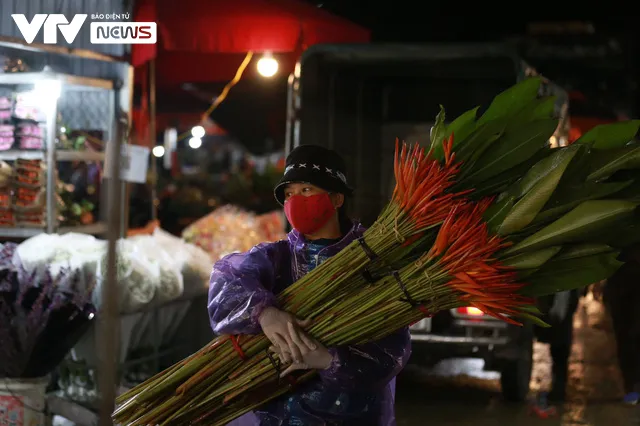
[229,335,246,360]
[393,216,406,243]
[392,270,431,317]
[423,269,437,304]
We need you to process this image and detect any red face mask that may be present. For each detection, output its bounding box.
[284,193,336,235]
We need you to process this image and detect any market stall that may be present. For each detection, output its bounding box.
[0,1,369,423]
[2,203,285,425]
[0,68,123,238]
[0,35,136,424]
[130,0,371,209]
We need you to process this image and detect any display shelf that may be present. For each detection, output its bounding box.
[59,222,108,235]
[0,44,133,426]
[0,226,42,238]
[0,150,45,160]
[47,285,209,424]
[0,150,105,162]
[0,222,108,238]
[0,68,123,237]
[0,70,113,91]
[57,150,106,162]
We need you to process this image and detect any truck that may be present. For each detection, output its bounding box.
[285,43,569,402]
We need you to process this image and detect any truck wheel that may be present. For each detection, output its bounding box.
[500,330,534,402]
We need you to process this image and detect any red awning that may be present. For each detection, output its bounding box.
[132,0,370,82]
[132,0,369,148]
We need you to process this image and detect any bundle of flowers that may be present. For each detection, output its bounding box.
[114,78,640,425]
[0,243,96,379]
[182,206,283,260]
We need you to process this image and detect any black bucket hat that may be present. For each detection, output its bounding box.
[274,145,354,206]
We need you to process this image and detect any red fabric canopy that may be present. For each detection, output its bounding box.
[132,0,369,149]
[132,0,370,82]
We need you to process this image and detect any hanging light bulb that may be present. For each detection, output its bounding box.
[257,52,278,78]
[189,137,202,149]
[152,146,165,157]
[191,125,205,138]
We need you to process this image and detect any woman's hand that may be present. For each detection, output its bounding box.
[270,323,333,377]
[258,306,316,364]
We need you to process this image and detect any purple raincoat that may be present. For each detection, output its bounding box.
[208,222,411,426]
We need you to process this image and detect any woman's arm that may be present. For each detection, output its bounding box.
[207,241,287,335]
[318,327,412,391]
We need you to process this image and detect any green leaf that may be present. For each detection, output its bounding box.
[508,96,557,127]
[587,218,640,249]
[554,243,615,260]
[552,143,594,187]
[500,246,562,269]
[515,268,540,279]
[533,180,633,225]
[459,148,553,199]
[463,119,559,185]
[587,144,640,181]
[498,146,580,235]
[612,178,640,201]
[531,97,557,119]
[506,145,580,200]
[576,120,640,149]
[505,220,549,245]
[433,106,479,161]
[466,177,512,199]
[429,105,447,153]
[477,77,542,126]
[518,304,544,315]
[483,196,515,233]
[505,199,639,255]
[455,119,506,167]
[447,107,479,146]
[517,312,551,328]
[520,251,622,297]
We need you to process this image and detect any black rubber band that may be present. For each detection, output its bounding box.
[357,236,378,261]
[266,349,281,382]
[361,268,376,284]
[392,270,419,307]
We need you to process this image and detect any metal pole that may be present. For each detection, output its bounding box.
[44,91,58,233]
[327,73,336,151]
[98,102,125,426]
[149,60,158,221]
[284,73,294,156]
[121,64,135,237]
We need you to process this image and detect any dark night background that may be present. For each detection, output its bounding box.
[305,4,638,112]
[152,5,639,154]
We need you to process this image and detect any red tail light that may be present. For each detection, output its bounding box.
[457,306,485,317]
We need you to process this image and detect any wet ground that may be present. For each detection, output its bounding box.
[395,295,640,425]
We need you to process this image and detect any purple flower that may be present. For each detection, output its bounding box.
[0,248,96,378]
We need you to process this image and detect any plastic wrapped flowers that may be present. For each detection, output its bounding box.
[0,243,96,379]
